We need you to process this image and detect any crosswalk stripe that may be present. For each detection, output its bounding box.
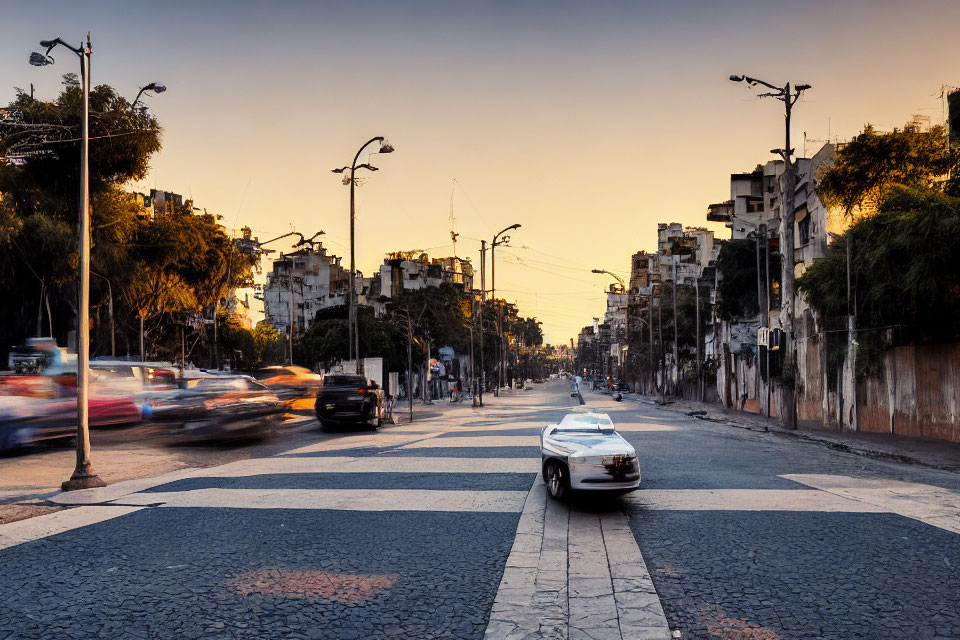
[119,488,530,512]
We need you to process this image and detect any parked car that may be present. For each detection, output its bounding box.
[539,412,641,500]
[314,375,385,430]
[613,381,630,392]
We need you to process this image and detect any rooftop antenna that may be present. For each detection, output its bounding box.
[449,178,458,258]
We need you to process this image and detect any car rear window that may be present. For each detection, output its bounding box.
[323,375,366,387]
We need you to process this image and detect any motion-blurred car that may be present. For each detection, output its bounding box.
[540,412,640,500]
[314,375,385,430]
[0,396,75,452]
[148,376,284,442]
[254,365,323,402]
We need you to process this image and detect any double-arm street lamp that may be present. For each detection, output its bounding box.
[490,224,520,390]
[30,35,103,490]
[332,136,394,373]
[730,74,811,429]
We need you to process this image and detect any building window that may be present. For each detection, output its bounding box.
[797,207,811,246]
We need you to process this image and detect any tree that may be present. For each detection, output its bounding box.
[817,122,960,217]
[0,83,161,357]
[797,185,960,377]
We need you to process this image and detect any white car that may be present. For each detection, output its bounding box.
[540,412,641,499]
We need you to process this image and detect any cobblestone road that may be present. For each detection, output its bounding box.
[1,383,958,639]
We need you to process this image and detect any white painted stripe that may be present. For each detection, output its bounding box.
[119,488,529,512]
[783,474,960,534]
[629,489,887,512]
[279,432,446,456]
[0,505,144,551]
[599,512,671,638]
[49,457,540,506]
[400,436,540,448]
[614,423,679,432]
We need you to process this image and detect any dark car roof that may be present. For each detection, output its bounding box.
[323,375,367,387]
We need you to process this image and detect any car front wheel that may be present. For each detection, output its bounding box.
[544,460,569,500]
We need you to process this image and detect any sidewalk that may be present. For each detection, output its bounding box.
[632,394,960,472]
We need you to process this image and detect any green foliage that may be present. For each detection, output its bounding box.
[817,123,960,217]
[0,82,255,362]
[798,184,960,378]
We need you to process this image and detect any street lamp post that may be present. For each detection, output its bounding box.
[591,268,627,385]
[332,137,394,374]
[731,215,772,416]
[490,224,520,392]
[730,74,811,430]
[131,82,166,110]
[90,271,114,358]
[31,35,104,490]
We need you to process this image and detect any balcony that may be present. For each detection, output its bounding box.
[706,200,734,223]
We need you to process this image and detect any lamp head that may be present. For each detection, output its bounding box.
[29,52,52,67]
[148,83,167,94]
[508,223,521,231]
[379,139,395,153]
[795,83,811,91]
[591,269,603,274]
[39,39,58,48]
[729,75,743,82]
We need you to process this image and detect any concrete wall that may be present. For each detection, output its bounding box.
[857,344,960,442]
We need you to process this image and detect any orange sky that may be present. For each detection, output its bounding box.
[4,1,959,343]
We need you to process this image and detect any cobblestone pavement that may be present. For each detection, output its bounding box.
[2,385,654,639]
[582,390,960,640]
[2,384,958,639]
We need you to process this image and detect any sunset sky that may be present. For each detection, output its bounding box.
[3,0,958,343]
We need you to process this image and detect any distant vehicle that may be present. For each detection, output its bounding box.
[7,338,62,373]
[254,365,323,402]
[539,412,641,500]
[613,381,630,392]
[314,375,385,430]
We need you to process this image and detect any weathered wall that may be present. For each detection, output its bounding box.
[796,333,824,424]
[857,343,960,443]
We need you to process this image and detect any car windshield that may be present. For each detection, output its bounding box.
[555,414,614,432]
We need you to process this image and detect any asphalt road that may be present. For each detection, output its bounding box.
[0,382,957,639]
[584,389,960,640]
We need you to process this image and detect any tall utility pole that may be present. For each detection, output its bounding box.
[31,35,104,491]
[288,273,295,366]
[648,290,655,395]
[730,74,811,430]
[479,240,486,402]
[490,223,521,392]
[756,223,767,414]
[332,137,394,373]
[765,226,772,417]
[671,262,679,396]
